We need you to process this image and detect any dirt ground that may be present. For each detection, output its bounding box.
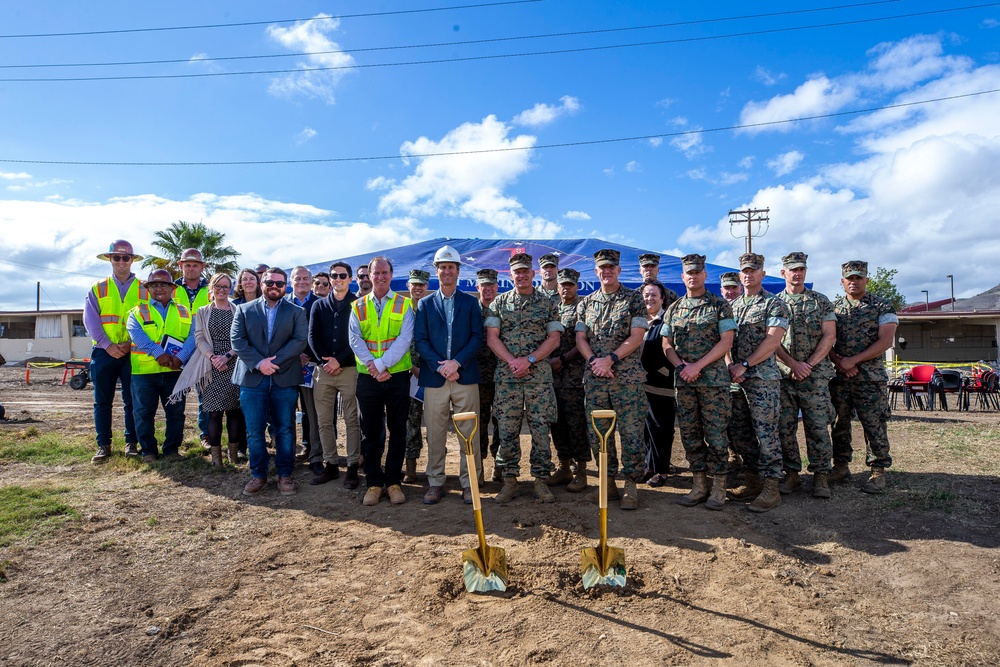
[1,366,999,666]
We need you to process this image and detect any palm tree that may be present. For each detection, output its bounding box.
[142,221,241,279]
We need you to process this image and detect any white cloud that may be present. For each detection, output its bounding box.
[656,98,675,109]
[512,95,580,127]
[738,156,755,169]
[754,66,786,86]
[739,76,859,133]
[374,114,561,237]
[0,172,31,180]
[679,35,1000,301]
[648,137,663,147]
[563,210,591,221]
[625,161,642,173]
[670,131,707,158]
[602,167,616,177]
[267,14,355,104]
[295,127,318,144]
[7,178,71,192]
[767,150,804,176]
[0,193,425,310]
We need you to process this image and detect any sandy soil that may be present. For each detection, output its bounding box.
[1,366,999,666]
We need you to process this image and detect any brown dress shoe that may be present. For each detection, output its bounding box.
[243,477,267,496]
[423,485,445,505]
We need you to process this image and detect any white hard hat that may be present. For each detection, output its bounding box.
[433,245,462,266]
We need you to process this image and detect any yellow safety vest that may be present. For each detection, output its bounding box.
[91,277,149,345]
[352,292,412,375]
[129,301,192,375]
[173,283,210,314]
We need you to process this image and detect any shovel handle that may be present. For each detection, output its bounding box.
[451,412,479,457]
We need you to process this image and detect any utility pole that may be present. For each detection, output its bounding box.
[36,282,40,312]
[728,207,770,254]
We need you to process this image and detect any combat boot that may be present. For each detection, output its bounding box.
[862,467,887,494]
[727,470,762,501]
[828,461,851,482]
[587,476,619,503]
[676,471,709,507]
[209,445,223,468]
[620,480,639,510]
[567,459,588,493]
[533,478,555,503]
[495,478,520,504]
[547,458,574,486]
[812,473,831,499]
[491,464,504,483]
[749,478,782,513]
[705,474,727,511]
[403,458,418,484]
[227,442,240,465]
[777,471,801,495]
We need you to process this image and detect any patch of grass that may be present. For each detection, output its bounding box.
[146,515,159,527]
[0,486,79,547]
[98,539,116,551]
[0,430,93,465]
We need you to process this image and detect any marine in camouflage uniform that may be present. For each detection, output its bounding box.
[404,270,430,475]
[727,253,789,491]
[549,268,591,466]
[661,255,736,487]
[575,249,649,495]
[536,253,561,303]
[720,271,747,479]
[774,252,837,491]
[485,253,562,483]
[475,269,501,464]
[829,260,898,493]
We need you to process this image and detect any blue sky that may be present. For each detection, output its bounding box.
[1,1,999,311]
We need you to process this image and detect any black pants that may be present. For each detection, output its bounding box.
[357,371,410,488]
[645,391,676,474]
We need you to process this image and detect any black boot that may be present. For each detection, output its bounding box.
[309,462,339,485]
[344,463,360,489]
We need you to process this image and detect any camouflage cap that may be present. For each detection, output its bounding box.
[538,253,559,268]
[476,268,498,285]
[720,271,741,287]
[638,253,660,267]
[594,248,620,267]
[557,268,580,284]
[407,269,430,285]
[782,251,808,269]
[509,253,533,270]
[842,260,868,278]
[681,254,706,272]
[739,253,765,270]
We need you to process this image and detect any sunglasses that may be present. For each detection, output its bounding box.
[313,281,330,287]
[111,255,132,262]
[263,280,286,288]
[357,273,370,280]
[330,273,349,280]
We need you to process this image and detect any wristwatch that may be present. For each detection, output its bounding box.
[609,352,620,364]
[741,360,750,369]
[527,355,536,364]
[225,351,234,359]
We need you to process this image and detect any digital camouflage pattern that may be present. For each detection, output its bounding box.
[404,340,424,459]
[775,289,836,381]
[583,383,646,478]
[662,292,735,387]
[675,386,731,475]
[549,295,589,462]
[552,298,585,390]
[494,381,558,478]
[730,289,789,381]
[477,300,499,459]
[832,294,898,382]
[537,285,560,303]
[729,377,783,478]
[778,375,834,474]
[485,290,562,384]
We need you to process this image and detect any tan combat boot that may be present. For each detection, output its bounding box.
[547,458,574,486]
[620,480,639,510]
[227,442,240,465]
[676,471,710,507]
[862,467,887,494]
[727,470,762,501]
[567,459,588,493]
[495,478,519,504]
[402,458,418,484]
[533,478,556,503]
[705,474,727,511]
[777,471,801,495]
[828,461,851,482]
[749,478,782,513]
[813,473,831,499]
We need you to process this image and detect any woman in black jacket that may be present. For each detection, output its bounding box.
[640,280,677,486]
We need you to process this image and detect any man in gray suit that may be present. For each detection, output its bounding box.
[231,267,308,497]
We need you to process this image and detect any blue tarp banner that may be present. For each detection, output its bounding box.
[304,237,787,296]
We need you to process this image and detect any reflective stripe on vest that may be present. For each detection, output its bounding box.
[173,284,210,314]
[352,293,411,375]
[92,278,148,345]
[129,302,192,375]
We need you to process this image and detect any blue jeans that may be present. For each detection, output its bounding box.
[130,371,186,457]
[91,346,136,447]
[241,377,298,480]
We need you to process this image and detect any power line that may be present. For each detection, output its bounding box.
[2,88,995,167]
[1,3,994,83]
[0,1,544,39]
[0,0,902,70]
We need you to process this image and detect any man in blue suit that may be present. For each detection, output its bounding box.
[414,245,484,505]
[231,267,308,497]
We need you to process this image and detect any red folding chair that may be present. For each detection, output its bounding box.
[903,365,937,410]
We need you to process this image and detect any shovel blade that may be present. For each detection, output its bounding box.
[580,546,626,589]
[462,546,508,593]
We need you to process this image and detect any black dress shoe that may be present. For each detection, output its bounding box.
[344,463,360,489]
[309,463,340,485]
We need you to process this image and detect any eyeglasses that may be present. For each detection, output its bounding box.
[212,284,232,291]
[313,281,330,287]
[111,255,132,262]
[330,273,349,280]
[263,280,286,288]
[146,282,173,289]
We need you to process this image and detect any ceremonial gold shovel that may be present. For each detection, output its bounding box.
[581,409,626,589]
[452,411,509,593]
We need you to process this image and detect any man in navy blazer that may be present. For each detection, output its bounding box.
[414,246,484,505]
[231,267,308,497]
